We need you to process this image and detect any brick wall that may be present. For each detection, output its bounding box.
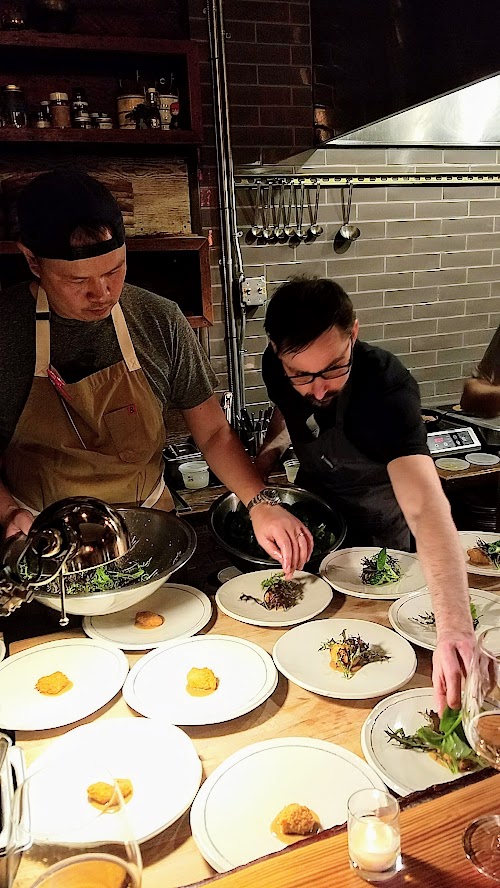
[236,147,500,408]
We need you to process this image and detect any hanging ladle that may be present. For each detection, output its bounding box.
[274,182,287,241]
[307,181,323,237]
[250,182,264,237]
[339,181,360,241]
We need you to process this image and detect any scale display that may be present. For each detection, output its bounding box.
[427,426,482,456]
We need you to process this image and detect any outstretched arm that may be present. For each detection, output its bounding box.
[388,454,475,713]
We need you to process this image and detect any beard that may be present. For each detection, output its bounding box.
[304,391,338,409]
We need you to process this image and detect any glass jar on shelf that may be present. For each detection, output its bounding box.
[49,91,71,128]
[1,84,28,128]
[35,100,51,128]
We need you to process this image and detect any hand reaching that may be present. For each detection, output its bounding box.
[432,629,476,714]
[249,503,314,578]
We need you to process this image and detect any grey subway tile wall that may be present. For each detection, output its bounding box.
[233,147,500,407]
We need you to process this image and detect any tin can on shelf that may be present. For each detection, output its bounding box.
[49,91,71,128]
[117,92,143,129]
[73,114,92,129]
[96,113,113,129]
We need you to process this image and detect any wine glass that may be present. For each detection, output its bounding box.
[462,625,500,881]
[7,753,142,888]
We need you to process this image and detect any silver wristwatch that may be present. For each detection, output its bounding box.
[246,488,281,512]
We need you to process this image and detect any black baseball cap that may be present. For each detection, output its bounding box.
[17,169,125,261]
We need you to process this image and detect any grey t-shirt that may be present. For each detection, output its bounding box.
[0,281,218,451]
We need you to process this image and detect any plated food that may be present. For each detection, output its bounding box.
[216,569,332,627]
[361,688,485,796]
[386,706,483,774]
[273,618,416,700]
[388,588,500,652]
[360,548,401,586]
[82,583,212,651]
[186,666,219,696]
[35,671,73,696]
[320,547,426,600]
[87,779,134,810]
[0,639,128,731]
[134,610,165,629]
[271,804,320,844]
[319,629,389,679]
[190,737,385,872]
[459,532,500,576]
[123,634,278,725]
[26,719,202,843]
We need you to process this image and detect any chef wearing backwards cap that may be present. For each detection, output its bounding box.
[0,169,312,577]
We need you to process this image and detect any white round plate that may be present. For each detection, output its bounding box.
[27,719,202,843]
[272,618,417,700]
[123,634,278,725]
[0,638,5,662]
[319,547,426,600]
[82,583,212,650]
[466,452,500,466]
[361,687,475,796]
[459,531,500,576]
[216,569,333,628]
[0,639,128,731]
[190,737,386,872]
[389,587,500,651]
[435,457,469,471]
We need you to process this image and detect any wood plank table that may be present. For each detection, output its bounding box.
[9,571,497,888]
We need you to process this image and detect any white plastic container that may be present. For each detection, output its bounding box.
[283,458,300,483]
[179,460,210,489]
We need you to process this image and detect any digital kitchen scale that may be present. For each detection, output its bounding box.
[427,426,482,456]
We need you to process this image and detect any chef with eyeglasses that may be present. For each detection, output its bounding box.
[256,276,476,713]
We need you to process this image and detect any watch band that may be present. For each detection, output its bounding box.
[246,488,281,512]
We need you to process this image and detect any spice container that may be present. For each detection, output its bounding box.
[96,112,113,129]
[73,114,91,129]
[49,91,71,128]
[1,85,27,128]
[35,100,51,128]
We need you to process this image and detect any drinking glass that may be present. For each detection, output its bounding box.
[7,755,142,888]
[462,625,500,881]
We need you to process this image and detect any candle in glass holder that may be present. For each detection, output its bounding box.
[347,789,401,881]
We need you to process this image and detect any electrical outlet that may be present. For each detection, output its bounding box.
[241,276,267,306]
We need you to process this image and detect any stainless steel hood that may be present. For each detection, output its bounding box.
[328,72,500,147]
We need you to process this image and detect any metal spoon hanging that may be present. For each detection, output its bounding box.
[294,183,306,240]
[274,182,287,241]
[262,183,275,241]
[307,181,323,237]
[284,184,297,237]
[339,181,360,241]
[250,182,264,237]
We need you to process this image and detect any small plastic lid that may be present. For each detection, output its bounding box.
[435,457,470,472]
[49,92,69,101]
[465,452,500,466]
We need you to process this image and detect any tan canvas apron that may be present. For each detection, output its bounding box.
[2,285,174,513]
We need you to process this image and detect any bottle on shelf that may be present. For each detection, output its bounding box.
[144,87,161,129]
[70,87,89,126]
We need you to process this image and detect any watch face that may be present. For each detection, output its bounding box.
[265,488,279,499]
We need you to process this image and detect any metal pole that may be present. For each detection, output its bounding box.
[206,0,245,417]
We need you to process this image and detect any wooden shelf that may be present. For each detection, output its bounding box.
[0,33,196,55]
[0,236,213,329]
[0,236,207,254]
[0,128,201,145]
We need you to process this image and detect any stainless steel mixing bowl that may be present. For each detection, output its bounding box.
[209,486,346,571]
[34,507,197,616]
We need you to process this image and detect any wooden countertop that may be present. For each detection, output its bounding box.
[11,569,497,888]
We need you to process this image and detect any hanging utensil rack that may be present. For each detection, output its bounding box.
[235,173,500,187]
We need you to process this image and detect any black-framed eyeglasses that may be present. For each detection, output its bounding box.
[285,337,354,386]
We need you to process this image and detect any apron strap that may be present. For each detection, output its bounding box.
[34,286,51,378]
[111,303,141,372]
